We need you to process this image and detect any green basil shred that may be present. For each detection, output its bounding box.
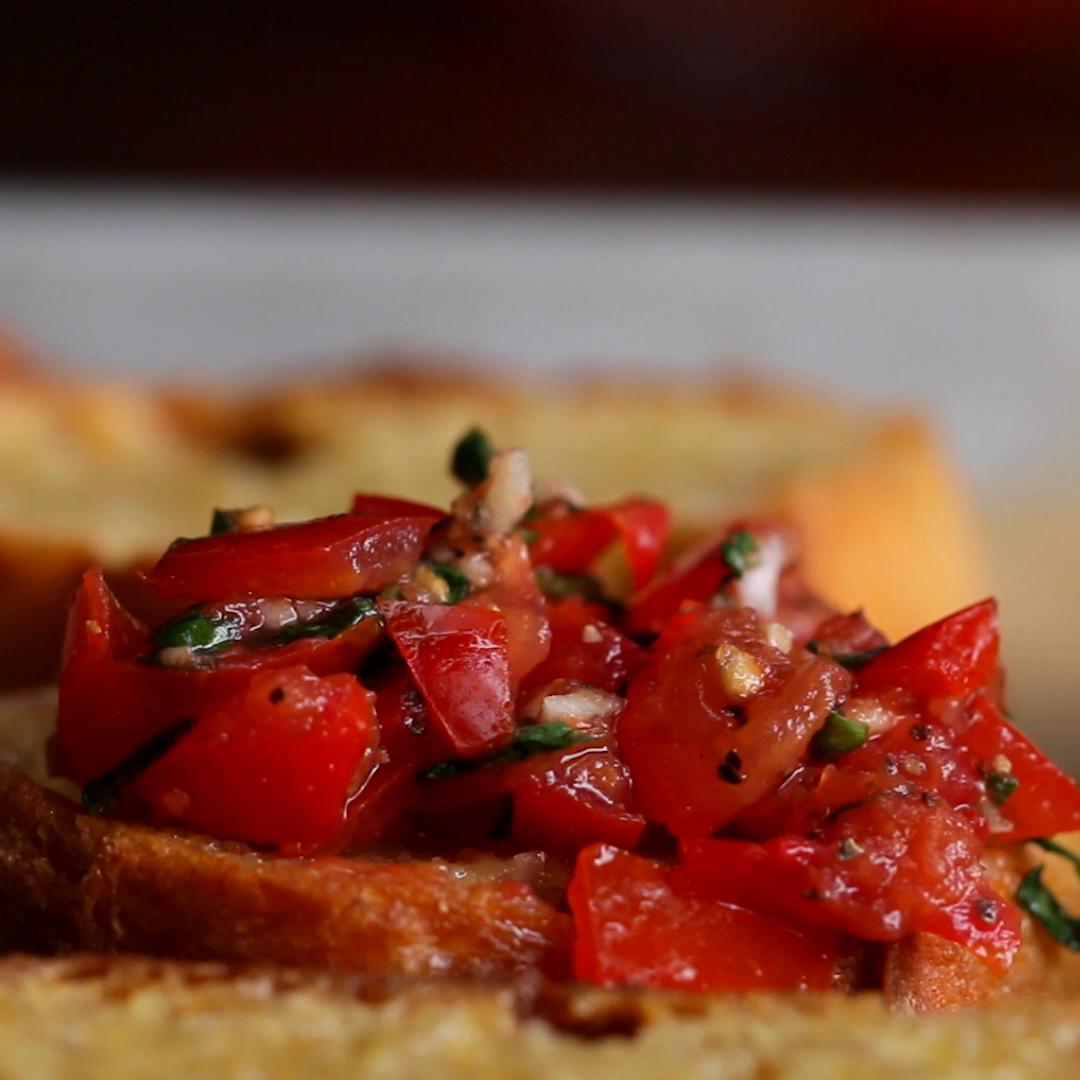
[720,530,758,578]
[451,427,494,487]
[418,722,594,783]
[986,770,1020,805]
[153,611,241,654]
[272,597,377,644]
[813,711,870,759]
[82,718,196,814]
[209,508,239,535]
[1016,839,1080,951]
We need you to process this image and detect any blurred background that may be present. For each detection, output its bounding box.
[1,3,1079,760]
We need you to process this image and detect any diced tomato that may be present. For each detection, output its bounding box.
[679,794,1022,973]
[808,610,889,665]
[465,534,551,687]
[604,498,671,590]
[623,546,728,638]
[857,599,1000,699]
[569,844,853,992]
[379,600,513,755]
[349,493,445,520]
[521,598,643,698]
[135,665,377,853]
[57,571,248,781]
[511,746,646,854]
[959,694,1080,842]
[342,672,452,844]
[619,607,851,837]
[145,511,441,602]
[527,497,670,592]
[527,502,618,575]
[57,571,385,783]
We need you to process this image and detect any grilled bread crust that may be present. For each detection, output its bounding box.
[0,356,985,688]
[2,953,1080,1079]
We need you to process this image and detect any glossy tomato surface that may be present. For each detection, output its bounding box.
[136,665,378,853]
[679,793,1022,972]
[619,606,851,837]
[379,600,514,755]
[569,844,854,992]
[146,511,440,602]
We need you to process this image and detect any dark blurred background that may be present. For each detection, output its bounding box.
[6,1,1080,195]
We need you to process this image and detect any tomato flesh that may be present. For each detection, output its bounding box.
[465,535,551,688]
[379,600,514,755]
[521,598,644,698]
[857,599,999,699]
[136,665,378,854]
[527,497,670,592]
[619,606,851,837]
[959,695,1080,841]
[569,844,853,992]
[679,793,1022,973]
[146,511,440,602]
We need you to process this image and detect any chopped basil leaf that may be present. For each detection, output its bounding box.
[720,529,758,578]
[210,508,238,535]
[1016,839,1080,951]
[1033,836,1080,872]
[418,721,593,783]
[429,563,472,604]
[806,642,887,670]
[813,711,870,759]
[986,770,1020,805]
[519,528,540,545]
[451,427,494,487]
[82,718,196,814]
[273,597,378,644]
[154,611,241,654]
[1018,867,1080,950]
[535,567,609,604]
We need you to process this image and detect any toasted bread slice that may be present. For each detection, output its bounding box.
[4,686,1080,1013]
[0,690,568,979]
[0,358,986,689]
[3,954,1080,1079]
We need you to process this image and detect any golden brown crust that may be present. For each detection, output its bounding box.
[4,954,1080,1078]
[0,764,570,978]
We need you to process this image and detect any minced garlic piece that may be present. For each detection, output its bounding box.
[764,621,794,654]
[714,642,765,700]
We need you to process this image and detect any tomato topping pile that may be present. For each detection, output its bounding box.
[53,430,1080,991]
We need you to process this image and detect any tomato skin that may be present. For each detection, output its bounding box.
[808,610,889,663]
[857,599,1000,699]
[349,493,445,520]
[604,499,671,590]
[959,695,1080,841]
[527,498,670,592]
[135,665,377,854]
[464,535,551,688]
[510,746,646,854]
[341,673,453,845]
[520,598,644,698]
[58,571,249,782]
[379,600,514,755]
[569,844,852,992]
[145,512,440,602]
[680,794,1022,973]
[57,571,384,783]
[618,607,852,838]
[623,548,728,638]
